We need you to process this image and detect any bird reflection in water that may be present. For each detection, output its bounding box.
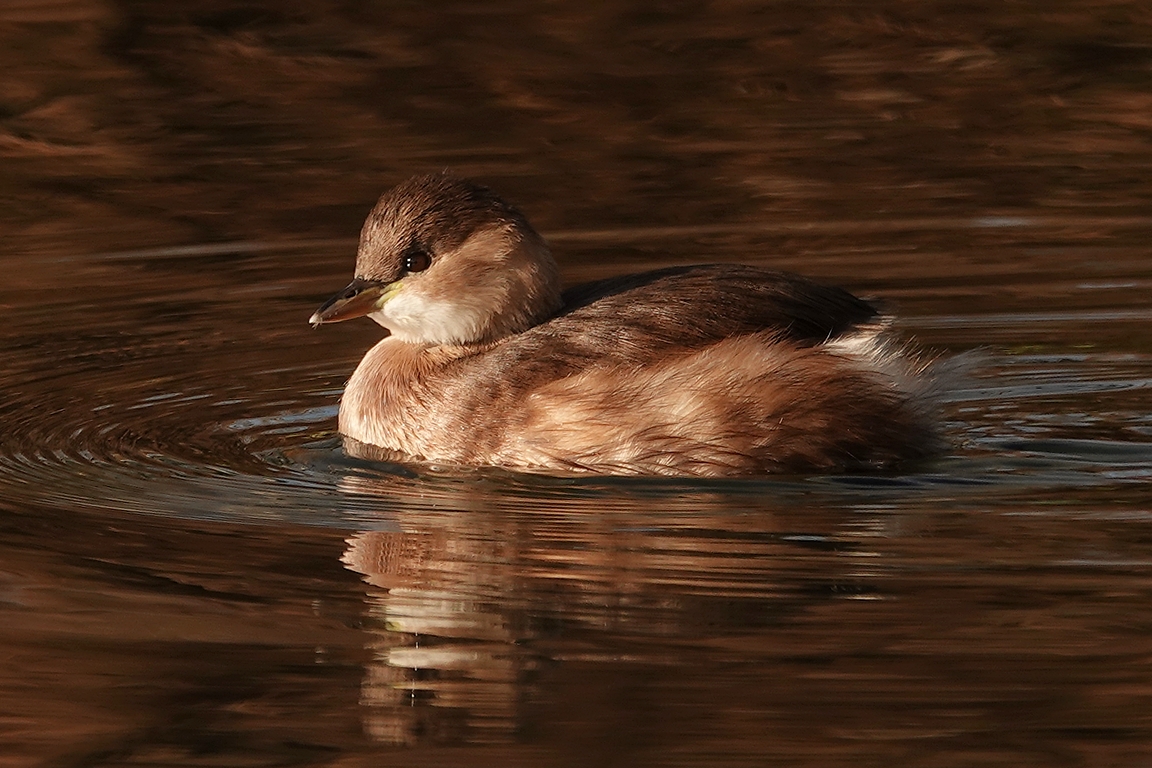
[335,469,889,746]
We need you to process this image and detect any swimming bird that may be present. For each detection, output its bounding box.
[310,173,940,476]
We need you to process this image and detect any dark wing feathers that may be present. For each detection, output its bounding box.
[555,263,877,347]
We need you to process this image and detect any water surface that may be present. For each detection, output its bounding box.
[2,2,1152,766]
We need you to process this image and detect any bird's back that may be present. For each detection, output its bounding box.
[558,263,879,350]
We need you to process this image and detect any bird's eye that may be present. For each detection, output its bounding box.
[404,246,431,274]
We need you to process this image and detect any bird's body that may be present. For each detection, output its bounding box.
[311,174,941,477]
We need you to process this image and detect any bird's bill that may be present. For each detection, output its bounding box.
[309,278,388,326]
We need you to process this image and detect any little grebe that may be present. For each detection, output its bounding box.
[311,174,940,476]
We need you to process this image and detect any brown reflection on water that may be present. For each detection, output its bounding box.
[0,507,370,766]
[6,482,1152,765]
[329,472,1152,764]
[6,0,1152,262]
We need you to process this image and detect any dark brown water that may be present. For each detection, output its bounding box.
[3,2,1152,766]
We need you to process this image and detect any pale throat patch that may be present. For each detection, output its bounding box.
[371,289,488,345]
